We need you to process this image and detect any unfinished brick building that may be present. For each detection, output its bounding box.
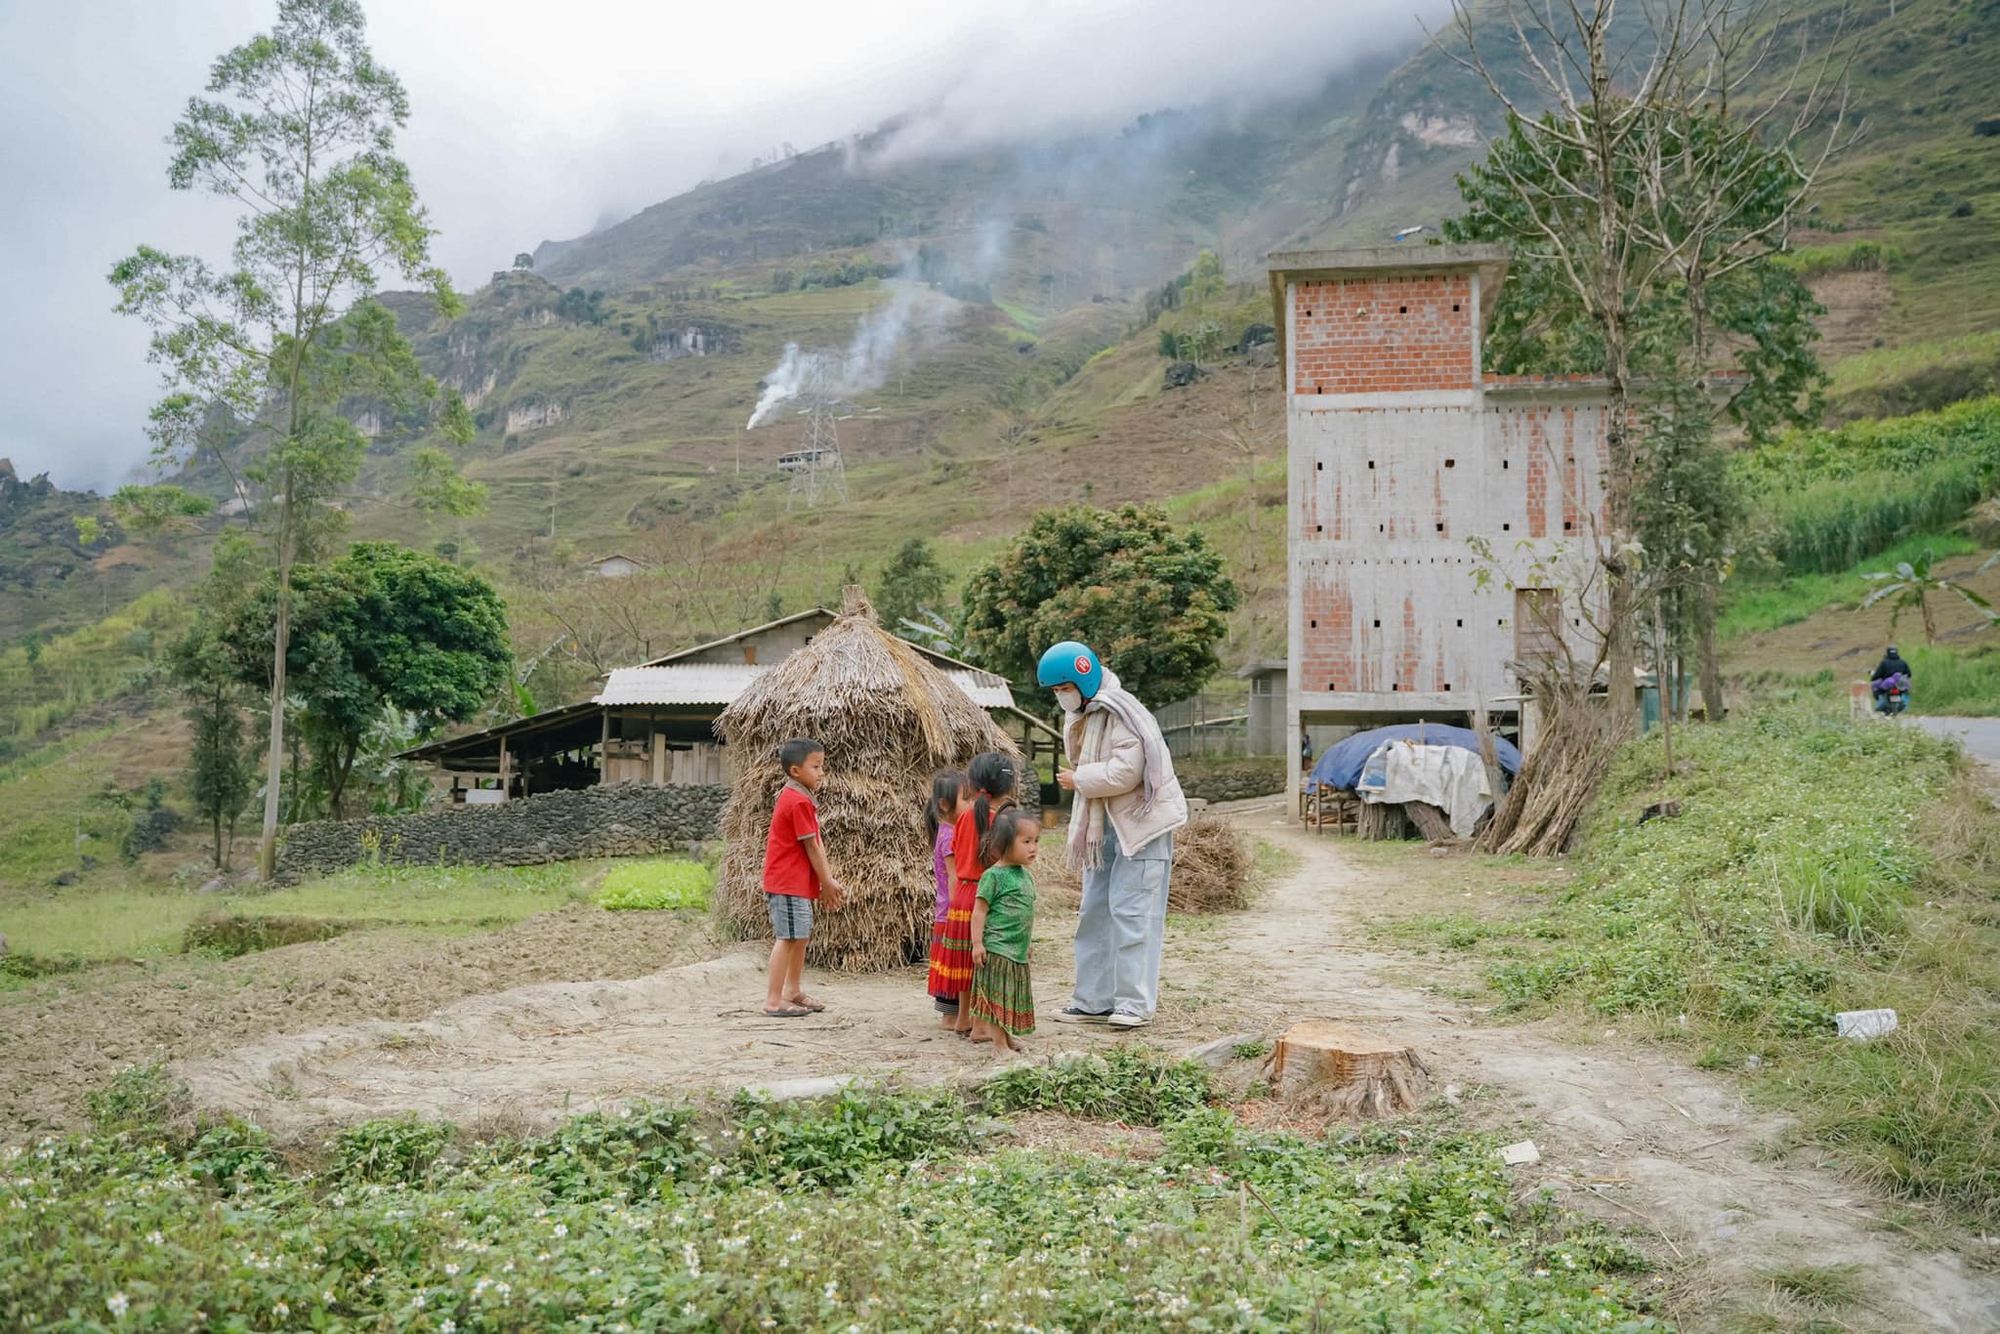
[1267,245,1613,770]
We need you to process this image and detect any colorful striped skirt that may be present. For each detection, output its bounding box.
[926,880,975,1000]
[969,954,1035,1036]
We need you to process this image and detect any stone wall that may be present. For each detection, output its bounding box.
[1176,757,1287,805]
[274,783,728,884]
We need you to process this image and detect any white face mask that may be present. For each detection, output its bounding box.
[1054,685,1083,714]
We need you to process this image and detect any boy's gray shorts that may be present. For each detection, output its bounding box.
[767,892,813,940]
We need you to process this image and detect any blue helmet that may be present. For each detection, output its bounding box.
[1037,641,1103,699]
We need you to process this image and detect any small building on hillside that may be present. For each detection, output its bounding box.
[401,607,1060,800]
[1269,244,1614,771]
[587,552,645,578]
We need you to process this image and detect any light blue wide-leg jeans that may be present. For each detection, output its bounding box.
[1069,832,1174,1019]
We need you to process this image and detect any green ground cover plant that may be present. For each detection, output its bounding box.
[1407,712,2000,1226]
[0,1056,1660,1331]
[596,859,712,911]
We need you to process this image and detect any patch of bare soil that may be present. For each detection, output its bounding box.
[1811,270,1895,362]
[0,903,718,1136]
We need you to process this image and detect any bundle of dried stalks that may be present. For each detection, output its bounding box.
[1037,813,1254,913]
[1479,682,1620,857]
[714,587,1016,970]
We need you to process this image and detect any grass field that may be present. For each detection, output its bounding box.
[1,860,620,977]
[1397,711,2000,1228]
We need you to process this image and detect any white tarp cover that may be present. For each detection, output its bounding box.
[1355,741,1493,838]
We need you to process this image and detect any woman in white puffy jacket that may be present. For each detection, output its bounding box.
[1038,640,1188,1029]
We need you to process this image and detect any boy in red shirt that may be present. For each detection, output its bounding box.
[763,738,845,1017]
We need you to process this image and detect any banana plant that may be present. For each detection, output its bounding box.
[1860,549,1999,644]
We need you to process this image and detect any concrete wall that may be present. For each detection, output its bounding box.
[274,783,728,884]
[1278,254,1612,786]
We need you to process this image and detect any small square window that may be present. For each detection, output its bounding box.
[1310,619,1317,628]
[1443,683,1452,692]
[1372,619,1381,628]
[1315,524,1323,533]
[1564,520,1574,531]
[1399,305,1408,314]
[1315,460,1323,471]
[1456,619,1463,628]
[1436,522,1445,532]
[1502,460,1510,470]
[1367,460,1375,469]
[1452,303,1461,312]
[1444,459,1455,468]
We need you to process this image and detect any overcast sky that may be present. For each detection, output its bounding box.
[0,0,1434,492]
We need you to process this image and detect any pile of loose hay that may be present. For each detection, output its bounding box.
[713,587,1017,971]
[1037,813,1255,913]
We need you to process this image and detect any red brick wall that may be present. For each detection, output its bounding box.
[1291,274,1477,396]
[1298,568,1355,693]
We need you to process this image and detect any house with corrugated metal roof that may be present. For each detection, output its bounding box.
[400,607,1057,801]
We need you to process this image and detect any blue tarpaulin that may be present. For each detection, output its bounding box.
[1309,723,1522,792]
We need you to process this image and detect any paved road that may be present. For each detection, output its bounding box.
[1911,716,2000,766]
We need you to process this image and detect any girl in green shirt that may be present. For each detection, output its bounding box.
[970,808,1040,1051]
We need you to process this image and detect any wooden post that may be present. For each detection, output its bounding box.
[498,736,511,800]
[600,710,613,786]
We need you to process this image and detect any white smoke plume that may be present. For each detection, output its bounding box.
[746,343,808,429]
[745,270,955,429]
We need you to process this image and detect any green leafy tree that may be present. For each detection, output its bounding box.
[874,538,949,637]
[1861,549,1999,646]
[169,534,263,870]
[1186,249,1224,310]
[1440,0,1846,744]
[109,0,477,877]
[1445,106,1825,446]
[960,504,1237,707]
[512,251,534,270]
[217,541,512,816]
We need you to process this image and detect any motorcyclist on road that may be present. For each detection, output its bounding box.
[1870,645,1912,714]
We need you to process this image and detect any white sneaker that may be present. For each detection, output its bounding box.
[1107,1012,1150,1029]
[1051,1007,1111,1025]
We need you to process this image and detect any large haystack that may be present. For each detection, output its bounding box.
[714,587,1018,970]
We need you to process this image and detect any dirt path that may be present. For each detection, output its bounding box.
[169,811,2000,1330]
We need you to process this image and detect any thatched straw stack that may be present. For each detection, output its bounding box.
[714,587,1019,971]
[1037,813,1256,914]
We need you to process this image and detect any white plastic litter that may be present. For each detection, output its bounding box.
[1500,1140,1541,1167]
[1835,1008,1898,1041]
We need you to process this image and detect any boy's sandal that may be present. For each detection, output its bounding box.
[787,995,827,1012]
[762,1006,811,1018]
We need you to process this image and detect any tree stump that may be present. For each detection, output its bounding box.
[1264,1019,1431,1119]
